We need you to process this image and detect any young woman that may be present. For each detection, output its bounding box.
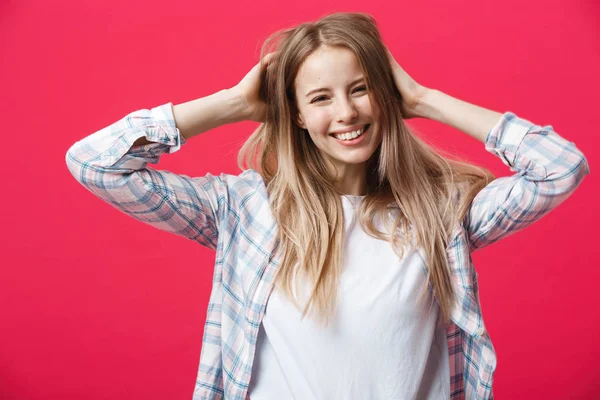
[66,12,589,400]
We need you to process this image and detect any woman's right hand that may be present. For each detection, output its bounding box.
[231,52,277,123]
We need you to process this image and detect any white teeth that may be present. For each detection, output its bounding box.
[333,126,367,141]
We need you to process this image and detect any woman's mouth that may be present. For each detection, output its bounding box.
[331,124,370,146]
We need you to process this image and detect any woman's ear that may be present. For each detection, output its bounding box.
[295,113,307,129]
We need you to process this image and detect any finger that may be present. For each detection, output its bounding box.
[262,51,278,68]
[384,46,399,68]
[383,45,393,59]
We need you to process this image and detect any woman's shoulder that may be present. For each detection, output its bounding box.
[450,179,473,201]
[234,168,266,186]
[221,169,275,226]
[214,168,268,200]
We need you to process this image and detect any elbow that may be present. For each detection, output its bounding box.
[65,141,98,189]
[563,147,590,192]
[65,142,84,183]
[545,150,589,198]
[567,152,590,191]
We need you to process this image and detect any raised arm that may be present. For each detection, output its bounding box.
[65,55,275,249]
[386,51,590,251]
[134,51,276,146]
[132,89,249,148]
[419,90,589,250]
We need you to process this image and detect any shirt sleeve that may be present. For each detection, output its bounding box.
[464,112,590,251]
[65,102,227,250]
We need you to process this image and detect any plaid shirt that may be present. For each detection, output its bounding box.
[66,103,589,400]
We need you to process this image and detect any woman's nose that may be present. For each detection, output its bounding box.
[336,98,358,123]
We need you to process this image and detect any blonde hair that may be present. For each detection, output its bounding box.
[238,12,494,326]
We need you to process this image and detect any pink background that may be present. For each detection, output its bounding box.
[1,0,598,398]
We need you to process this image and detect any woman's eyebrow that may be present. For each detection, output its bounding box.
[305,77,366,97]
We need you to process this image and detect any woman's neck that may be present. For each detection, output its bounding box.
[328,161,368,196]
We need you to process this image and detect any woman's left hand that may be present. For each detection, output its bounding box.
[386,48,430,119]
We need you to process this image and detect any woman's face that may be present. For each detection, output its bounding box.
[294,45,381,176]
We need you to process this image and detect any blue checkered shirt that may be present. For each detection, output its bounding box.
[66,103,589,399]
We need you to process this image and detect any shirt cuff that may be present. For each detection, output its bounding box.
[484,112,533,168]
[145,102,186,154]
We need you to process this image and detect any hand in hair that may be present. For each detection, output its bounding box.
[232,52,277,123]
[386,48,430,119]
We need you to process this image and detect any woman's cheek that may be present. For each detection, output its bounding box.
[359,96,375,114]
[313,109,332,131]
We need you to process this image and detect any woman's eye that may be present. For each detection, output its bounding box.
[310,86,367,103]
[312,96,327,103]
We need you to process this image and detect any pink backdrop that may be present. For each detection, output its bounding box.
[1,0,598,398]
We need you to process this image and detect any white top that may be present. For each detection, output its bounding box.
[248,195,449,399]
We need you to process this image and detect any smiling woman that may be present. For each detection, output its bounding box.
[294,46,380,192]
[66,11,589,400]
[238,11,493,338]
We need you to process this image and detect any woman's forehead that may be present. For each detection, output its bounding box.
[295,46,364,93]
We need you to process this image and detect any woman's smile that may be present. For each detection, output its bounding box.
[330,124,371,146]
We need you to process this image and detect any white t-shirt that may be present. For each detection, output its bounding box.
[248,195,449,399]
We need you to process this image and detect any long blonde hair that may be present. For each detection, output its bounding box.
[238,12,494,326]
